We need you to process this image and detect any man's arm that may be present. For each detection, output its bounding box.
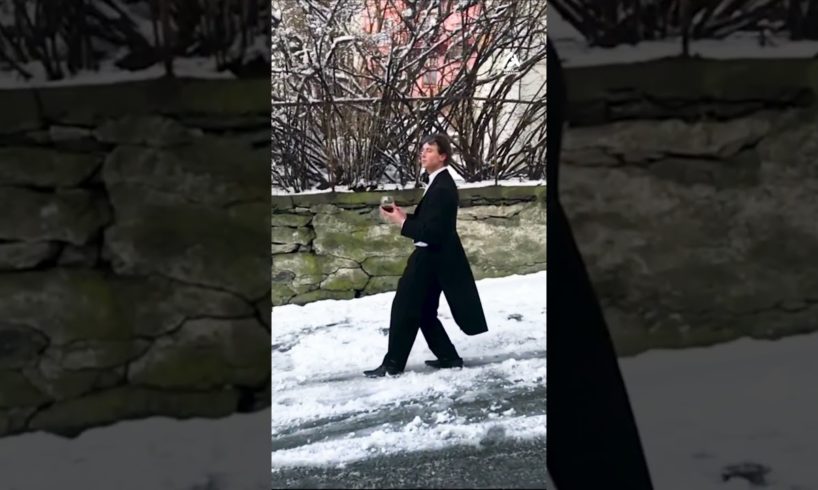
[399,187,457,246]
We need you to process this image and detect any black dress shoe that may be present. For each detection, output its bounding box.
[425,358,464,369]
[363,363,403,377]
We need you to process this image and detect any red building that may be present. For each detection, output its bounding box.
[360,0,483,96]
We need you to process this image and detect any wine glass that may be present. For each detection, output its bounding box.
[380,195,395,212]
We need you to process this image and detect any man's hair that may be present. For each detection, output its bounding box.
[422,133,453,166]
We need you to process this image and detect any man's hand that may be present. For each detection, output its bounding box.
[380,205,407,227]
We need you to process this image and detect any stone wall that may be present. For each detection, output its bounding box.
[0,79,271,437]
[272,186,546,306]
[560,59,818,356]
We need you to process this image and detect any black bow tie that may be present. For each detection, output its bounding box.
[420,172,430,184]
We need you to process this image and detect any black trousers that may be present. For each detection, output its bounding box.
[384,248,460,370]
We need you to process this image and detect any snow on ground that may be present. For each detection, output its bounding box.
[623,331,818,490]
[271,271,547,469]
[0,268,815,489]
[0,411,271,490]
[549,9,818,67]
[0,57,234,89]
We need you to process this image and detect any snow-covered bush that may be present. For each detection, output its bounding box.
[272,0,547,193]
[0,0,271,81]
[550,0,818,49]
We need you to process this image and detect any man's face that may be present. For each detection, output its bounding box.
[420,142,446,172]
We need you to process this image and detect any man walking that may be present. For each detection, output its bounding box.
[364,133,488,377]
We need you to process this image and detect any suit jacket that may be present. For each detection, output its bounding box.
[400,169,489,336]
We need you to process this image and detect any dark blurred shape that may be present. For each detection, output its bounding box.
[546,36,654,490]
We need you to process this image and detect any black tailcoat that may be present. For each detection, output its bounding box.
[400,169,489,336]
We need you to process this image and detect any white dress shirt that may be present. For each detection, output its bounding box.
[413,166,449,248]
